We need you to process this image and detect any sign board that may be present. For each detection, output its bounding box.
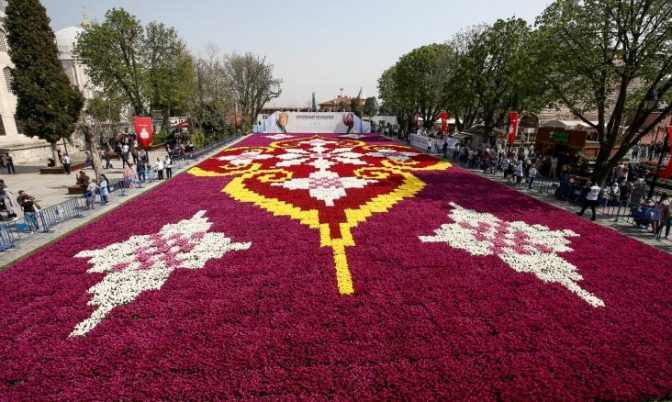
[261,112,370,134]
[134,117,154,148]
[550,130,571,144]
[409,134,434,150]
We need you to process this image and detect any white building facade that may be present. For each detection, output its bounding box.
[0,0,94,162]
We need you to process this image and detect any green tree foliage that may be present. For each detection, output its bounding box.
[378,65,415,130]
[534,0,672,185]
[145,22,194,130]
[451,18,543,134]
[75,8,145,115]
[75,8,196,121]
[5,0,84,147]
[395,44,453,128]
[364,97,378,116]
[350,98,363,117]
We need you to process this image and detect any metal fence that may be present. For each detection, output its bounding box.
[0,134,242,252]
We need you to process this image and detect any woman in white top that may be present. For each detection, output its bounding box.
[155,158,165,180]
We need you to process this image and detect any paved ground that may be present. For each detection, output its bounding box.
[0,136,250,269]
[0,148,171,207]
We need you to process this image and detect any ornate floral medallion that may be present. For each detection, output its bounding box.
[191,135,450,294]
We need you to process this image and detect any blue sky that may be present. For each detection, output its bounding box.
[41,0,552,107]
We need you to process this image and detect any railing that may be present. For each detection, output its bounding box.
[0,134,242,252]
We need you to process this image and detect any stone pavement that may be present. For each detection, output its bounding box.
[0,148,170,207]
[0,135,250,269]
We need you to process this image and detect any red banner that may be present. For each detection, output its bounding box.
[658,126,672,179]
[134,117,154,149]
[440,111,448,133]
[508,112,519,145]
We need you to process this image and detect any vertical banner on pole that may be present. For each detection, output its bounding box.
[508,112,519,145]
[440,111,448,134]
[657,126,672,179]
[134,117,154,149]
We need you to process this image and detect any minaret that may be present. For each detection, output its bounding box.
[81,6,92,29]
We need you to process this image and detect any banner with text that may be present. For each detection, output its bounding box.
[261,112,370,134]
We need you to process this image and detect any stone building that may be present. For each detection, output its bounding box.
[0,1,94,163]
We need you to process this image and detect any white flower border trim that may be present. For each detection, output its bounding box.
[420,202,604,307]
[71,211,251,336]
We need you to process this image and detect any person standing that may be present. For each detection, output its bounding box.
[155,158,164,180]
[121,143,130,168]
[17,190,38,232]
[527,165,538,190]
[630,177,647,210]
[652,193,670,239]
[136,161,146,183]
[62,154,71,175]
[85,180,98,210]
[99,174,110,204]
[578,182,601,221]
[104,148,113,169]
[164,156,172,179]
[6,154,16,174]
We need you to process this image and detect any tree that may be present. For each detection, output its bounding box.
[378,65,415,130]
[75,8,146,116]
[445,26,487,132]
[145,22,195,132]
[394,44,454,128]
[224,52,282,124]
[81,94,126,181]
[193,45,233,137]
[350,97,363,117]
[534,0,672,185]
[451,18,544,135]
[364,97,378,116]
[5,0,84,162]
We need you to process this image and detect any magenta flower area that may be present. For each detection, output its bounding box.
[1,133,671,400]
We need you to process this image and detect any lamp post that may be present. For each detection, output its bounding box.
[645,89,662,199]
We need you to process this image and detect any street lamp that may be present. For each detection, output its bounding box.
[645,89,664,199]
[644,89,658,110]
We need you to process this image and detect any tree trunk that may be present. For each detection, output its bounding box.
[591,145,616,186]
[50,142,60,167]
[82,125,104,182]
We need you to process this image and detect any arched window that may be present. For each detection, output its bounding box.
[0,117,6,136]
[3,67,12,93]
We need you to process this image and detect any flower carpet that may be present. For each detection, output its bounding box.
[0,133,671,400]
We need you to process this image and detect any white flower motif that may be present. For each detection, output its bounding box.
[218,151,273,166]
[367,148,419,162]
[272,170,376,206]
[265,134,295,140]
[273,143,367,169]
[419,202,603,307]
[71,211,251,336]
[339,134,367,139]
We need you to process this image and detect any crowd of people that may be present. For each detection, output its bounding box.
[374,121,672,241]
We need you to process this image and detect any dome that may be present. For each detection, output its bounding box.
[55,26,84,58]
